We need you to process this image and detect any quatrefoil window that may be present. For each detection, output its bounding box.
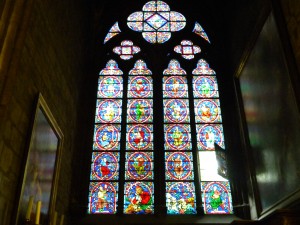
[174,40,201,60]
[113,40,141,60]
[127,1,186,43]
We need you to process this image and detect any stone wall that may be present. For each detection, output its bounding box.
[0,1,89,224]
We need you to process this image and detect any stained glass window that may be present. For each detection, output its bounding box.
[88,60,123,214]
[193,22,210,43]
[127,1,186,43]
[192,59,233,214]
[104,22,121,44]
[174,40,201,60]
[113,40,141,60]
[124,60,154,214]
[163,60,197,214]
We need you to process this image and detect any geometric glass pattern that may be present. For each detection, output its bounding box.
[163,60,196,214]
[113,40,141,60]
[124,60,154,214]
[174,40,201,60]
[192,59,233,214]
[193,22,210,44]
[88,60,123,214]
[127,1,186,43]
[104,22,121,44]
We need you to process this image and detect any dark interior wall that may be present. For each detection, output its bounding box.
[0,1,90,224]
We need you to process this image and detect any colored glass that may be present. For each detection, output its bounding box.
[193,22,211,43]
[125,152,154,180]
[128,76,153,98]
[192,59,216,75]
[97,76,123,98]
[100,60,123,75]
[194,99,222,123]
[196,124,224,150]
[93,124,121,150]
[127,99,153,123]
[165,124,191,150]
[127,1,186,43]
[165,152,194,180]
[126,124,153,150]
[193,76,219,98]
[113,40,141,60]
[104,22,121,44]
[164,99,190,123]
[163,59,187,75]
[174,40,201,60]
[95,99,122,123]
[163,76,188,98]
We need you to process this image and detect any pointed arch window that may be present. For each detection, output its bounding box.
[90,0,234,217]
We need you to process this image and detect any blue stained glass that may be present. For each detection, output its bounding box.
[197,124,225,150]
[124,182,154,214]
[125,152,154,180]
[90,152,119,180]
[164,99,190,123]
[193,76,219,98]
[163,76,188,98]
[164,124,191,150]
[126,124,153,150]
[166,182,196,214]
[88,182,118,214]
[163,59,186,75]
[128,76,153,98]
[93,124,121,150]
[127,99,153,123]
[192,59,216,75]
[98,76,123,98]
[201,181,233,214]
[95,99,122,123]
[100,60,123,75]
[194,99,222,123]
[165,152,194,180]
[129,59,152,75]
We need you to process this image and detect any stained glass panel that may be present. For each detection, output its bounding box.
[95,99,122,123]
[90,152,120,180]
[125,152,154,180]
[192,59,216,75]
[127,99,153,123]
[201,181,233,214]
[165,152,194,180]
[163,59,186,75]
[163,76,188,98]
[104,22,121,44]
[126,124,153,150]
[166,182,196,214]
[196,124,225,150]
[174,40,201,60]
[164,124,191,150]
[124,182,154,214]
[88,182,118,214]
[93,124,121,151]
[164,99,190,123]
[193,22,211,43]
[128,76,153,98]
[194,99,222,123]
[193,76,219,98]
[100,60,123,75]
[98,76,123,98]
[113,40,141,60]
[129,59,152,75]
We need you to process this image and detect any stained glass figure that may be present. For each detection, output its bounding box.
[128,76,153,98]
[163,76,188,98]
[197,124,224,150]
[104,22,121,44]
[193,76,219,98]
[127,1,186,43]
[90,152,119,180]
[165,152,194,180]
[165,124,191,150]
[166,182,196,214]
[127,124,153,150]
[129,59,152,75]
[93,124,121,150]
[125,152,154,180]
[100,60,123,75]
[127,99,153,123]
[88,182,118,214]
[113,40,141,60]
[124,182,154,214]
[192,59,216,75]
[98,76,123,98]
[163,59,187,75]
[193,22,211,43]
[194,99,222,123]
[95,99,122,123]
[174,40,201,60]
[164,99,190,123]
[201,181,233,214]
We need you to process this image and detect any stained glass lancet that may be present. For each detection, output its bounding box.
[124,60,155,214]
[127,1,186,43]
[88,60,123,214]
[104,22,121,44]
[163,60,197,214]
[192,59,233,214]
